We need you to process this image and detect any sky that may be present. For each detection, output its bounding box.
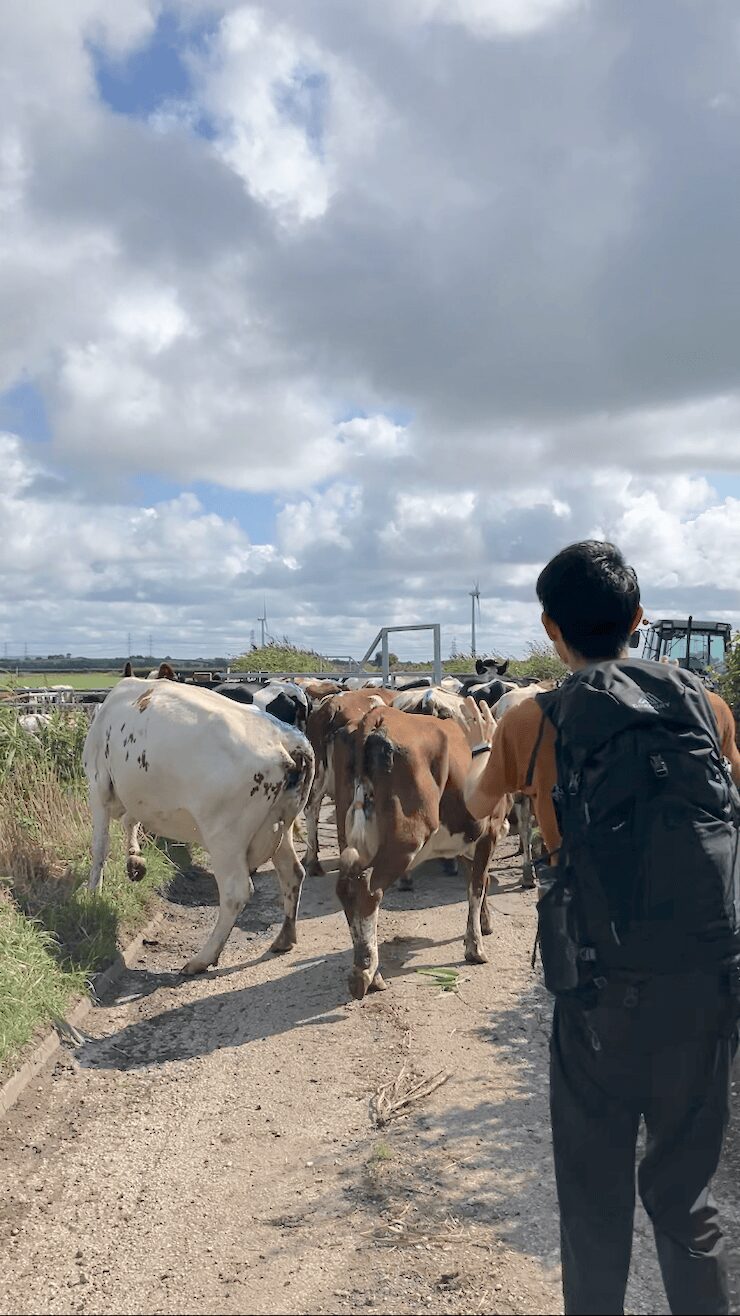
[1,0,740,661]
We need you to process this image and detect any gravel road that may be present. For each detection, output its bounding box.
[1,813,738,1315]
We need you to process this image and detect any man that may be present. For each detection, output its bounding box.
[463,540,740,1316]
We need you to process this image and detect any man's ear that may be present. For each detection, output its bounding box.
[542,612,560,644]
[629,606,644,634]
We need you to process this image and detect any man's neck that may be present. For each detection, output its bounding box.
[568,648,629,673]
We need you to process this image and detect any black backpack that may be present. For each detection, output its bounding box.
[534,659,740,995]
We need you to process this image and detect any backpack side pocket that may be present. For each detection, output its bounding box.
[536,867,583,995]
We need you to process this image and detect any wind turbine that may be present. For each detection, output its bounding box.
[257,598,268,649]
[469,583,481,658]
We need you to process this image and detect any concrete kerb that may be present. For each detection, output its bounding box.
[0,906,164,1119]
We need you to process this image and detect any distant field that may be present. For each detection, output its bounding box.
[0,671,120,690]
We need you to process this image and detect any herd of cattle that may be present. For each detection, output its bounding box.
[78,658,555,997]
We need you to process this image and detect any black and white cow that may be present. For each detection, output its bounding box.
[84,677,314,973]
[213,680,310,733]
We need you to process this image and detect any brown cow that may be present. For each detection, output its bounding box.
[295,678,345,701]
[336,705,510,999]
[122,661,177,681]
[304,688,395,874]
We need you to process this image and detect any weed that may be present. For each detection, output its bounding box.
[415,967,461,993]
[370,1141,394,1163]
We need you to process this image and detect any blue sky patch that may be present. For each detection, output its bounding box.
[274,67,329,159]
[133,474,277,542]
[706,472,740,500]
[0,381,52,444]
[91,9,216,135]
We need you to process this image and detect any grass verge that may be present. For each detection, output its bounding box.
[0,713,173,1072]
[0,892,86,1063]
[0,671,120,691]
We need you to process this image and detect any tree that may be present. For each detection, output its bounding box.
[372,649,399,668]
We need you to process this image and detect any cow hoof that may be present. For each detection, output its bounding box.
[481,908,494,936]
[464,943,489,965]
[306,859,325,877]
[127,856,147,882]
[348,969,370,1001]
[521,869,536,890]
[270,931,296,954]
[368,971,387,993]
[399,877,414,893]
[181,959,209,975]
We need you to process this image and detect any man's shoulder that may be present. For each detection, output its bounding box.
[499,694,553,739]
[706,689,735,730]
[706,689,731,710]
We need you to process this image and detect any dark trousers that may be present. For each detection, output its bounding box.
[550,976,737,1315]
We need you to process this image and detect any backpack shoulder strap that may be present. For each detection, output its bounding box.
[696,683,723,751]
[524,709,549,789]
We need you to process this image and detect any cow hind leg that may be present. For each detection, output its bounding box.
[347,881,382,1001]
[480,892,494,937]
[337,849,384,1001]
[270,825,305,953]
[516,798,535,889]
[88,798,110,894]
[340,842,418,1000]
[304,767,326,876]
[123,814,146,882]
[463,834,494,964]
[181,843,254,975]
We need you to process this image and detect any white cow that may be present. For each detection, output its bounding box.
[492,680,557,722]
[84,677,314,974]
[440,676,463,694]
[392,685,469,728]
[19,712,52,735]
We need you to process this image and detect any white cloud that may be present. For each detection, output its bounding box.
[1,1,740,657]
[0,434,292,655]
[107,285,192,353]
[188,6,383,223]
[390,0,584,39]
[0,429,738,657]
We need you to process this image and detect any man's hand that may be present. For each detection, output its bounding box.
[462,695,496,752]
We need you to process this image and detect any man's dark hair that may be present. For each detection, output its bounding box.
[536,540,640,660]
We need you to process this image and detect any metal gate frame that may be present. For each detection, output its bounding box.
[360,624,442,687]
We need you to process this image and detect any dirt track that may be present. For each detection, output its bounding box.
[1,815,738,1316]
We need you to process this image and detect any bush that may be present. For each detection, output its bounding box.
[0,707,88,786]
[507,642,568,683]
[718,633,740,726]
[231,642,329,674]
[394,642,568,680]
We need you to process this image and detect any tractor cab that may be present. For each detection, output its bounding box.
[632,617,733,679]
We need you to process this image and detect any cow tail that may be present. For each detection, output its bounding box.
[339,846,363,879]
[279,743,314,818]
